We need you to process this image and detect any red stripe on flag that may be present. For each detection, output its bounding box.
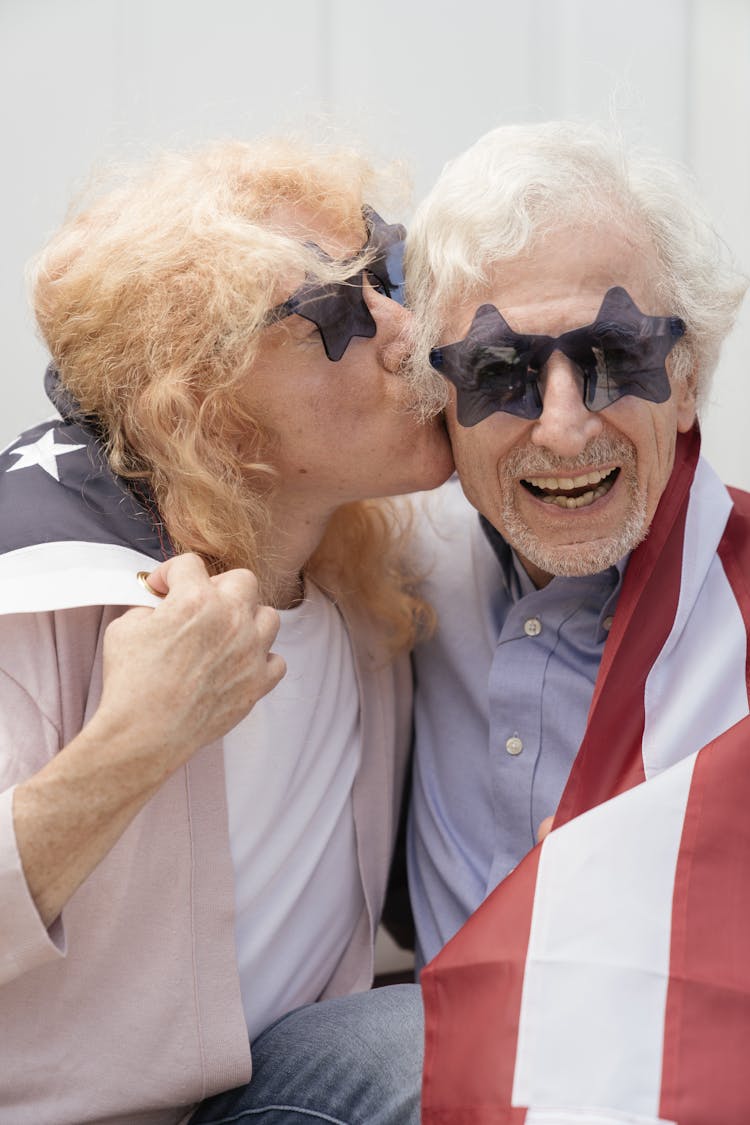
[659,714,750,1124]
[555,428,700,825]
[719,486,750,701]
[421,847,541,1124]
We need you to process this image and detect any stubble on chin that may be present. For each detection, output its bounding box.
[497,436,649,578]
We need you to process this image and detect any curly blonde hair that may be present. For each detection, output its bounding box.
[30,138,430,650]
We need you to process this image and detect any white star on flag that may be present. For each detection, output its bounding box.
[6,430,85,482]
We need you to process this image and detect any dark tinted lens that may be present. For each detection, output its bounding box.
[288,277,376,361]
[364,268,390,299]
[572,288,684,411]
[472,345,529,406]
[435,344,543,425]
[364,209,406,305]
[268,206,405,361]
[594,328,646,376]
[583,328,673,410]
[430,305,547,425]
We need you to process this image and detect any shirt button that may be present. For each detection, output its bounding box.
[603,615,614,631]
[505,735,523,756]
[523,617,542,637]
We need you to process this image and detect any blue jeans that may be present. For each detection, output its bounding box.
[189,983,423,1125]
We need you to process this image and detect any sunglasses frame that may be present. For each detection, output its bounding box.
[429,286,686,427]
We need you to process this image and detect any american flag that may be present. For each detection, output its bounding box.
[421,427,750,1125]
[0,367,168,615]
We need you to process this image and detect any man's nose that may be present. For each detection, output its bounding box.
[531,353,603,455]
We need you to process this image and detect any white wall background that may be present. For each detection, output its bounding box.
[1,0,749,485]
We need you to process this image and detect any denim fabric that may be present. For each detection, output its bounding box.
[189,983,423,1125]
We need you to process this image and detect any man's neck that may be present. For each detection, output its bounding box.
[515,551,554,589]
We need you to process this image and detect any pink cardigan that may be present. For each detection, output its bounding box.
[0,600,412,1124]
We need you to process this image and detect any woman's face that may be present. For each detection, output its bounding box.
[241,208,454,518]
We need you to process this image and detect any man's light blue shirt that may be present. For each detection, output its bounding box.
[408,479,625,967]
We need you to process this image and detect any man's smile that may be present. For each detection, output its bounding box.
[520,466,621,509]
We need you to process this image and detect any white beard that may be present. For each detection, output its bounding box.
[498,434,649,577]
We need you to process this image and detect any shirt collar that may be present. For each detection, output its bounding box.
[479,513,628,637]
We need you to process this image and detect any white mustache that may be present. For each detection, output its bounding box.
[503,435,636,478]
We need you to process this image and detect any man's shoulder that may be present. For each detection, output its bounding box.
[727,481,750,515]
[720,483,750,578]
[693,457,750,551]
[403,477,500,600]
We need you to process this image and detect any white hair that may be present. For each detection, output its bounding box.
[406,120,748,416]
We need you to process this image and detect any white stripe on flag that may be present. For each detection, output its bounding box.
[0,541,163,614]
[642,551,748,776]
[525,1108,676,1125]
[512,752,697,1119]
[641,460,748,778]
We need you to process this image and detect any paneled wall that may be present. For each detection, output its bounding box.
[2,0,748,484]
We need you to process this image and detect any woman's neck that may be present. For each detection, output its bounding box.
[262,494,334,610]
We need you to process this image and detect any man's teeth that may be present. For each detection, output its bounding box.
[525,469,611,490]
[539,484,611,509]
[523,467,617,509]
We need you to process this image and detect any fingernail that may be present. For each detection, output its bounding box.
[137,571,167,599]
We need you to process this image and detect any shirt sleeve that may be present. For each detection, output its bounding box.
[0,609,104,985]
[0,784,65,985]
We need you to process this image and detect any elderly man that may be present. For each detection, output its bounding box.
[404,122,750,1121]
[0,138,452,1125]
[180,124,750,1124]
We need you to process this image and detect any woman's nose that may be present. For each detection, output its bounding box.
[369,288,412,373]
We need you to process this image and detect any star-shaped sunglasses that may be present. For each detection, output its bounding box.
[269,206,406,361]
[429,286,686,427]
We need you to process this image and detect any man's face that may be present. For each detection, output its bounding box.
[441,222,697,587]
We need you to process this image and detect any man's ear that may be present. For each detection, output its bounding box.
[675,366,699,434]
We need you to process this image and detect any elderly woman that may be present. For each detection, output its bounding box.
[0,139,452,1124]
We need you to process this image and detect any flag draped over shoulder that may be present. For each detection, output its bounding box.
[0,367,170,615]
[421,426,750,1125]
